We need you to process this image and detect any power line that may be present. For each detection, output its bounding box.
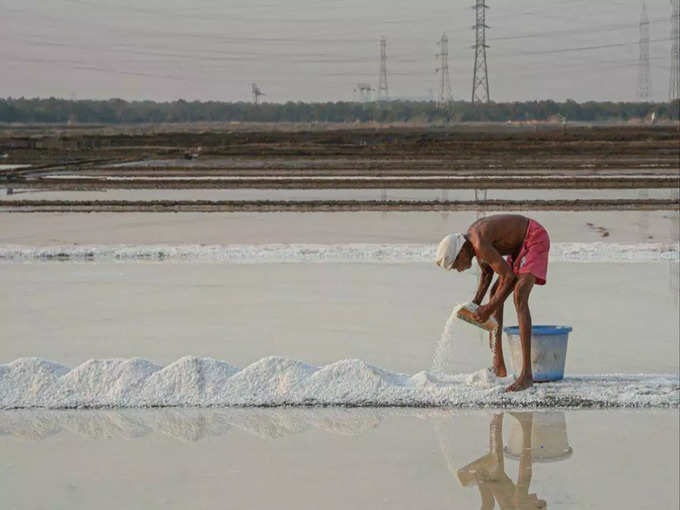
[504,37,674,58]
[489,16,668,42]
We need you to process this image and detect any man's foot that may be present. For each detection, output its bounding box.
[504,376,533,392]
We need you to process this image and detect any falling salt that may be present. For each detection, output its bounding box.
[431,304,466,375]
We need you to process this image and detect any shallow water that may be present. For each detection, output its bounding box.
[1,210,678,245]
[1,408,677,509]
[1,261,677,376]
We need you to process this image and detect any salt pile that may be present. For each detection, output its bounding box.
[139,356,238,406]
[0,358,69,408]
[53,358,160,408]
[0,242,677,263]
[0,356,677,409]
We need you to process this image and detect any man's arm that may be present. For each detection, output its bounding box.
[472,264,494,305]
[469,235,517,321]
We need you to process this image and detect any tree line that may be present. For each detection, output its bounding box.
[1,97,678,124]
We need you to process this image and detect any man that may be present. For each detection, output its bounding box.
[435,214,550,392]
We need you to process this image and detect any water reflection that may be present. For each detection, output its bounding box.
[637,189,650,238]
[0,408,397,442]
[455,412,572,510]
[668,205,680,307]
[439,189,449,221]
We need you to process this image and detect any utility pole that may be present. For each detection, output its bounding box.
[377,37,389,101]
[637,1,651,101]
[436,33,453,107]
[471,0,490,103]
[670,0,680,101]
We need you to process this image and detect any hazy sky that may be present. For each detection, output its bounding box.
[1,0,677,102]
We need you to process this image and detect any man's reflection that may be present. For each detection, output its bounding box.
[457,413,550,509]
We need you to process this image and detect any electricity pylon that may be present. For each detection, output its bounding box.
[377,37,389,101]
[637,1,651,101]
[436,33,453,107]
[472,0,490,103]
[670,0,680,101]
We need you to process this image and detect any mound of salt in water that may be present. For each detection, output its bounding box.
[140,356,239,407]
[219,356,316,406]
[297,359,410,405]
[1,357,677,408]
[0,358,69,408]
[51,358,161,408]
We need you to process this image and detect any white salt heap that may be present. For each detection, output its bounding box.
[0,356,676,409]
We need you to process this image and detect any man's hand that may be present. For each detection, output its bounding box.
[472,304,494,323]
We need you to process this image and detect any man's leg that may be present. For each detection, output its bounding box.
[489,278,506,377]
[505,273,536,392]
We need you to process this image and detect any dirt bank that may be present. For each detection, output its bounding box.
[2,198,677,213]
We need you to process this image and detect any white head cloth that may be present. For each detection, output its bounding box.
[435,233,467,270]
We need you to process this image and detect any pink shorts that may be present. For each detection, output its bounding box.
[506,219,550,285]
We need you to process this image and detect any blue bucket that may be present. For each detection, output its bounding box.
[503,325,573,382]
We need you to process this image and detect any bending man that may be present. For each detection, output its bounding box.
[436,214,550,392]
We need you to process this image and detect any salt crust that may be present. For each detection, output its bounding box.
[1,356,677,409]
[0,242,677,263]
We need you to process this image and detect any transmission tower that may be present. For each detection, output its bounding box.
[637,1,651,101]
[471,0,490,103]
[251,83,265,104]
[670,0,680,101]
[436,33,453,107]
[377,37,389,101]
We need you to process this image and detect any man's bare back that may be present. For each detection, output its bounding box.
[467,214,529,262]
